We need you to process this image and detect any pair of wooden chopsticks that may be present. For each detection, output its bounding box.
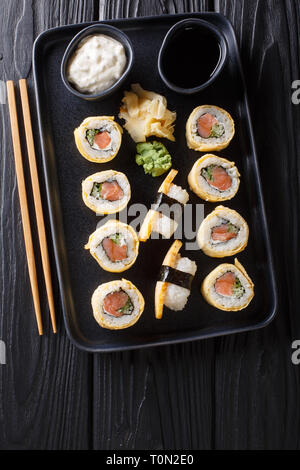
[6,79,57,335]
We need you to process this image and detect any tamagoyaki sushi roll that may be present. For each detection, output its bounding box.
[201,258,254,311]
[85,220,139,273]
[186,105,235,152]
[74,116,123,163]
[188,154,240,202]
[155,240,197,319]
[82,170,131,214]
[139,169,189,241]
[197,206,249,258]
[92,279,145,330]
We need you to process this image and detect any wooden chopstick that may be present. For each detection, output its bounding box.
[6,81,43,335]
[19,79,57,334]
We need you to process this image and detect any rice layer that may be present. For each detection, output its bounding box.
[77,117,122,161]
[82,170,130,214]
[201,260,254,311]
[164,255,197,311]
[86,220,139,272]
[92,279,144,329]
[188,154,240,202]
[190,106,234,147]
[197,206,249,257]
[151,183,189,238]
[197,156,239,199]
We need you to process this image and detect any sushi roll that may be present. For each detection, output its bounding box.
[188,154,240,202]
[74,116,123,163]
[197,206,249,257]
[85,220,139,273]
[139,169,189,241]
[92,279,145,330]
[82,170,131,214]
[201,258,254,311]
[186,105,235,152]
[155,240,197,319]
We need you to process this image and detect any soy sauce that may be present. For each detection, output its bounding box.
[161,26,221,89]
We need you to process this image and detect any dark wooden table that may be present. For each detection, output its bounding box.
[0,0,299,450]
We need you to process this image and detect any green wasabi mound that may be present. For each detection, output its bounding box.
[135,141,172,177]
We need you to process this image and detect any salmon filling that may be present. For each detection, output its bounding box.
[197,113,225,139]
[215,271,245,298]
[211,222,239,242]
[90,180,124,201]
[102,234,127,262]
[86,129,111,150]
[201,165,232,191]
[94,131,111,149]
[103,290,134,317]
[101,181,124,201]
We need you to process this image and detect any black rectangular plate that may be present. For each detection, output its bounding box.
[33,13,277,352]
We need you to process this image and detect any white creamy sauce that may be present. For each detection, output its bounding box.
[67,34,127,94]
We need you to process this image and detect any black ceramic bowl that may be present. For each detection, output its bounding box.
[158,18,228,95]
[61,24,134,101]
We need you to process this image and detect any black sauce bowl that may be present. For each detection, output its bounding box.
[158,18,228,95]
[61,24,134,101]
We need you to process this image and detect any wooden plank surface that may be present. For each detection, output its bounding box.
[0,0,95,450]
[212,0,300,449]
[0,0,300,450]
[98,0,213,18]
